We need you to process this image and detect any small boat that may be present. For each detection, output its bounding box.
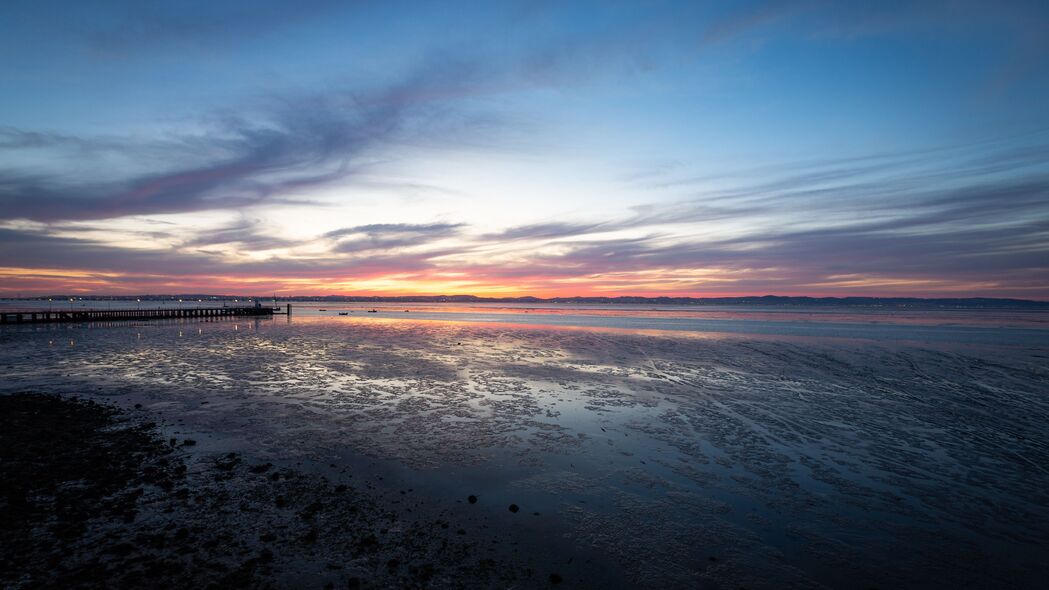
[367,309,378,313]
[338,312,348,316]
[319,309,327,311]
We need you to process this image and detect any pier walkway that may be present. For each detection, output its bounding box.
[0,305,289,324]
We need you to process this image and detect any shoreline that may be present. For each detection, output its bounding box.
[3,317,1047,589]
[0,392,582,589]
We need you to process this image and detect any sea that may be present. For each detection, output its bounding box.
[2,299,1047,588]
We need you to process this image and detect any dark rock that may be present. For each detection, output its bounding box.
[549,573,563,584]
[182,439,196,446]
[468,495,478,504]
[508,504,520,513]
[412,563,435,581]
[248,463,272,474]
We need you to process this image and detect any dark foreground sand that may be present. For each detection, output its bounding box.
[0,393,562,589]
[4,317,1048,589]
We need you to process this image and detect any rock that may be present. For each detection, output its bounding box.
[549,573,563,584]
[181,439,196,446]
[468,495,478,504]
[508,504,520,513]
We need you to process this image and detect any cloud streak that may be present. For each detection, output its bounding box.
[0,60,502,223]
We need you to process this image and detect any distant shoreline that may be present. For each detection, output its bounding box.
[3,294,1049,309]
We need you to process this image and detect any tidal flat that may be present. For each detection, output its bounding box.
[1,305,1047,588]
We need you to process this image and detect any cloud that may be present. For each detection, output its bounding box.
[182,217,295,250]
[0,59,501,223]
[482,222,609,241]
[326,223,464,253]
[3,126,1047,298]
[451,134,1049,296]
[0,224,448,281]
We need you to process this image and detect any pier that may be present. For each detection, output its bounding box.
[0,304,290,325]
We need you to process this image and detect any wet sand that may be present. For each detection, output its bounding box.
[0,393,560,588]
[1,312,1048,588]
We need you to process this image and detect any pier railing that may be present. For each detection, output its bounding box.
[0,305,286,324]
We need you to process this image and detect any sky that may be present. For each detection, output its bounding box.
[1,0,1048,298]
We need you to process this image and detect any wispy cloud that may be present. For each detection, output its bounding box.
[326,223,465,253]
[0,60,503,223]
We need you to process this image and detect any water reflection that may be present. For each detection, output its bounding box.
[0,311,1047,587]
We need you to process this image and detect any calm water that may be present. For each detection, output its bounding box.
[2,302,1047,588]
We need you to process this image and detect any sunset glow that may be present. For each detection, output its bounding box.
[1,1,1047,298]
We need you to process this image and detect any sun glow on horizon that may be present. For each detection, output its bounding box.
[0,2,1046,300]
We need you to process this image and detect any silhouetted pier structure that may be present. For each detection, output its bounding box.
[1,304,291,325]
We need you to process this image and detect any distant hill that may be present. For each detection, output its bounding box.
[13,294,1049,309]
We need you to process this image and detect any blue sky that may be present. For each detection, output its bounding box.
[1,0,1047,297]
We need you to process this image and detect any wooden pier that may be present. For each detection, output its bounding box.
[0,304,289,325]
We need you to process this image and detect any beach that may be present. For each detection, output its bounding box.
[2,304,1048,588]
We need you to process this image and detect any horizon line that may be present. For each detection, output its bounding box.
[5,293,1049,304]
